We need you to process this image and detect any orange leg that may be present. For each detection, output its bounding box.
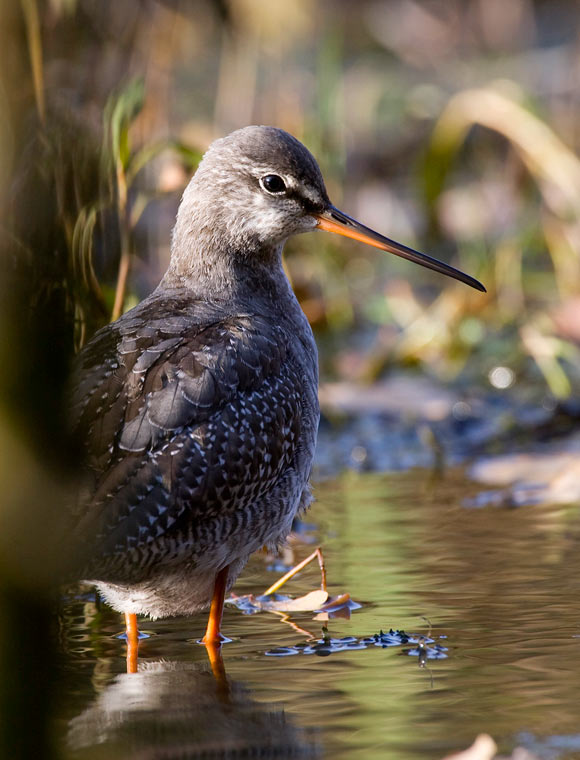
[202,565,229,646]
[125,612,139,674]
[200,567,231,693]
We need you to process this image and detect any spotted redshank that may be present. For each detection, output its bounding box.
[70,126,484,666]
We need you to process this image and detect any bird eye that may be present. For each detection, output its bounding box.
[260,174,287,194]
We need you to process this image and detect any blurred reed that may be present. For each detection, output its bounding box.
[421,84,580,394]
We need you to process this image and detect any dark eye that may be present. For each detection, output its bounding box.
[260,174,286,194]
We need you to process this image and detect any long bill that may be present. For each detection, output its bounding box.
[315,206,486,293]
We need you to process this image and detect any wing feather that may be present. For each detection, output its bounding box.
[70,296,306,578]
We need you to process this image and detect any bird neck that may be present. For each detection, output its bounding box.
[161,228,291,308]
[160,181,298,309]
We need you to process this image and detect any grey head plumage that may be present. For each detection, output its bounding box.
[166,126,331,295]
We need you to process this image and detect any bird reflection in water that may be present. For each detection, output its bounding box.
[66,660,319,759]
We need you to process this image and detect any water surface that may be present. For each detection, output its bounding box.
[58,468,580,759]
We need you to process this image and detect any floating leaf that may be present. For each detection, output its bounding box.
[442,734,497,760]
[312,593,362,621]
[267,589,328,612]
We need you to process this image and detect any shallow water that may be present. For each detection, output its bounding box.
[58,468,580,759]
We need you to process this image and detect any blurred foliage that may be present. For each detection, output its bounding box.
[87,77,201,333]
[421,84,580,395]
[4,0,580,398]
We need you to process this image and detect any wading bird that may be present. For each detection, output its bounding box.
[70,126,484,670]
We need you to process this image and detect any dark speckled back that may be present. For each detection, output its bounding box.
[71,290,317,584]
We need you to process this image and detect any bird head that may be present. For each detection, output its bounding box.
[171,125,485,293]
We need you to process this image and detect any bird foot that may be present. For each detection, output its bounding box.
[197,632,233,646]
[116,630,151,641]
